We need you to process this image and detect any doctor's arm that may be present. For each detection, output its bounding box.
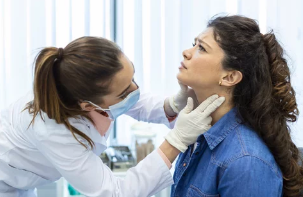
[34,131,173,197]
[33,95,224,197]
[126,83,198,128]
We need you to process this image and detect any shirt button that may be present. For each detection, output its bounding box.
[183,163,187,167]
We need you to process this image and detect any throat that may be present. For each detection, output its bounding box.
[210,104,233,125]
[194,89,233,125]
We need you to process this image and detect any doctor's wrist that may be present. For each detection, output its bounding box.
[159,139,181,164]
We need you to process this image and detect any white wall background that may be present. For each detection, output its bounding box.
[0,0,114,109]
[1,0,303,148]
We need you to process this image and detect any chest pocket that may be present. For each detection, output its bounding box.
[187,185,219,197]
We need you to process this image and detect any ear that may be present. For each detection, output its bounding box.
[220,70,242,87]
[79,102,96,112]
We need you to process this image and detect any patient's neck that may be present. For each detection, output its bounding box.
[194,89,233,125]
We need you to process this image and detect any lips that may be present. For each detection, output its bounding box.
[179,62,187,69]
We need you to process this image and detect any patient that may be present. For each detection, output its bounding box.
[171,15,303,197]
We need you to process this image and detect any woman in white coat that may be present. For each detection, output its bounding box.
[0,37,225,197]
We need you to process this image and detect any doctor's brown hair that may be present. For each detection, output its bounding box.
[26,37,123,149]
[208,15,303,196]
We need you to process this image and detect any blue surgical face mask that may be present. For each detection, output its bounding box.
[84,88,140,120]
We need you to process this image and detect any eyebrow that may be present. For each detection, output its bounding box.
[194,37,212,49]
[117,62,136,97]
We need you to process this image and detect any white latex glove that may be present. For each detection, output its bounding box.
[165,95,225,152]
[169,82,198,113]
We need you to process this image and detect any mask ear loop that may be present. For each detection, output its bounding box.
[79,100,112,119]
[79,101,89,111]
[82,100,110,112]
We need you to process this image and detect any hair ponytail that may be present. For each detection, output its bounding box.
[263,32,298,120]
[26,37,123,150]
[263,32,303,196]
[33,47,63,120]
[27,47,95,149]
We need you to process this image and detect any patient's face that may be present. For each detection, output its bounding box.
[177,28,225,91]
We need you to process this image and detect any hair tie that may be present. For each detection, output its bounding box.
[57,48,64,60]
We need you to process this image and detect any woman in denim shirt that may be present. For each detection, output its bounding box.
[172,15,303,197]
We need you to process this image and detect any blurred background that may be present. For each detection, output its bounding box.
[1,0,303,196]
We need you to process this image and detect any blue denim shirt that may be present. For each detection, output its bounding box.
[171,108,283,197]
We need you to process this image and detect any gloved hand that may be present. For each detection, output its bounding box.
[165,95,225,152]
[168,82,198,113]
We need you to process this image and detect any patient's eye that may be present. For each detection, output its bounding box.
[192,42,206,52]
[198,44,206,52]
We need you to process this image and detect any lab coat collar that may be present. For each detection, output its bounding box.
[69,116,110,147]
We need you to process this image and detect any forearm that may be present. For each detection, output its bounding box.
[159,139,181,164]
[126,93,174,127]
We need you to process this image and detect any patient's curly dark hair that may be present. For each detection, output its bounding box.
[208,15,303,196]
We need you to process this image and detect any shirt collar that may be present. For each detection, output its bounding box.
[200,108,242,150]
[69,116,108,146]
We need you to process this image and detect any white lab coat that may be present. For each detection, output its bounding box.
[0,92,174,197]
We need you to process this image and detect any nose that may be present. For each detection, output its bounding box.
[133,80,139,89]
[182,49,192,60]
[130,80,139,92]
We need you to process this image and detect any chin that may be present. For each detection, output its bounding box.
[177,73,191,86]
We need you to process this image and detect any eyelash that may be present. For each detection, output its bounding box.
[192,43,206,52]
[120,94,128,99]
[120,79,136,99]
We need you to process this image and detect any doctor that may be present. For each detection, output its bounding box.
[0,36,225,197]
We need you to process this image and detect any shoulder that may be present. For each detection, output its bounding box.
[211,123,282,178]
[222,154,282,179]
[217,154,283,197]
[30,114,90,143]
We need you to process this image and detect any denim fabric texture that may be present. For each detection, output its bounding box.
[171,108,283,197]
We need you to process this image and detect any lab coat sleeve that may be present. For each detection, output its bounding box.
[33,128,173,197]
[125,92,176,129]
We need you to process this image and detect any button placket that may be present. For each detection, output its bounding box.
[174,152,192,197]
[174,146,193,195]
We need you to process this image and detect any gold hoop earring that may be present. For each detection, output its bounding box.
[219,81,222,86]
